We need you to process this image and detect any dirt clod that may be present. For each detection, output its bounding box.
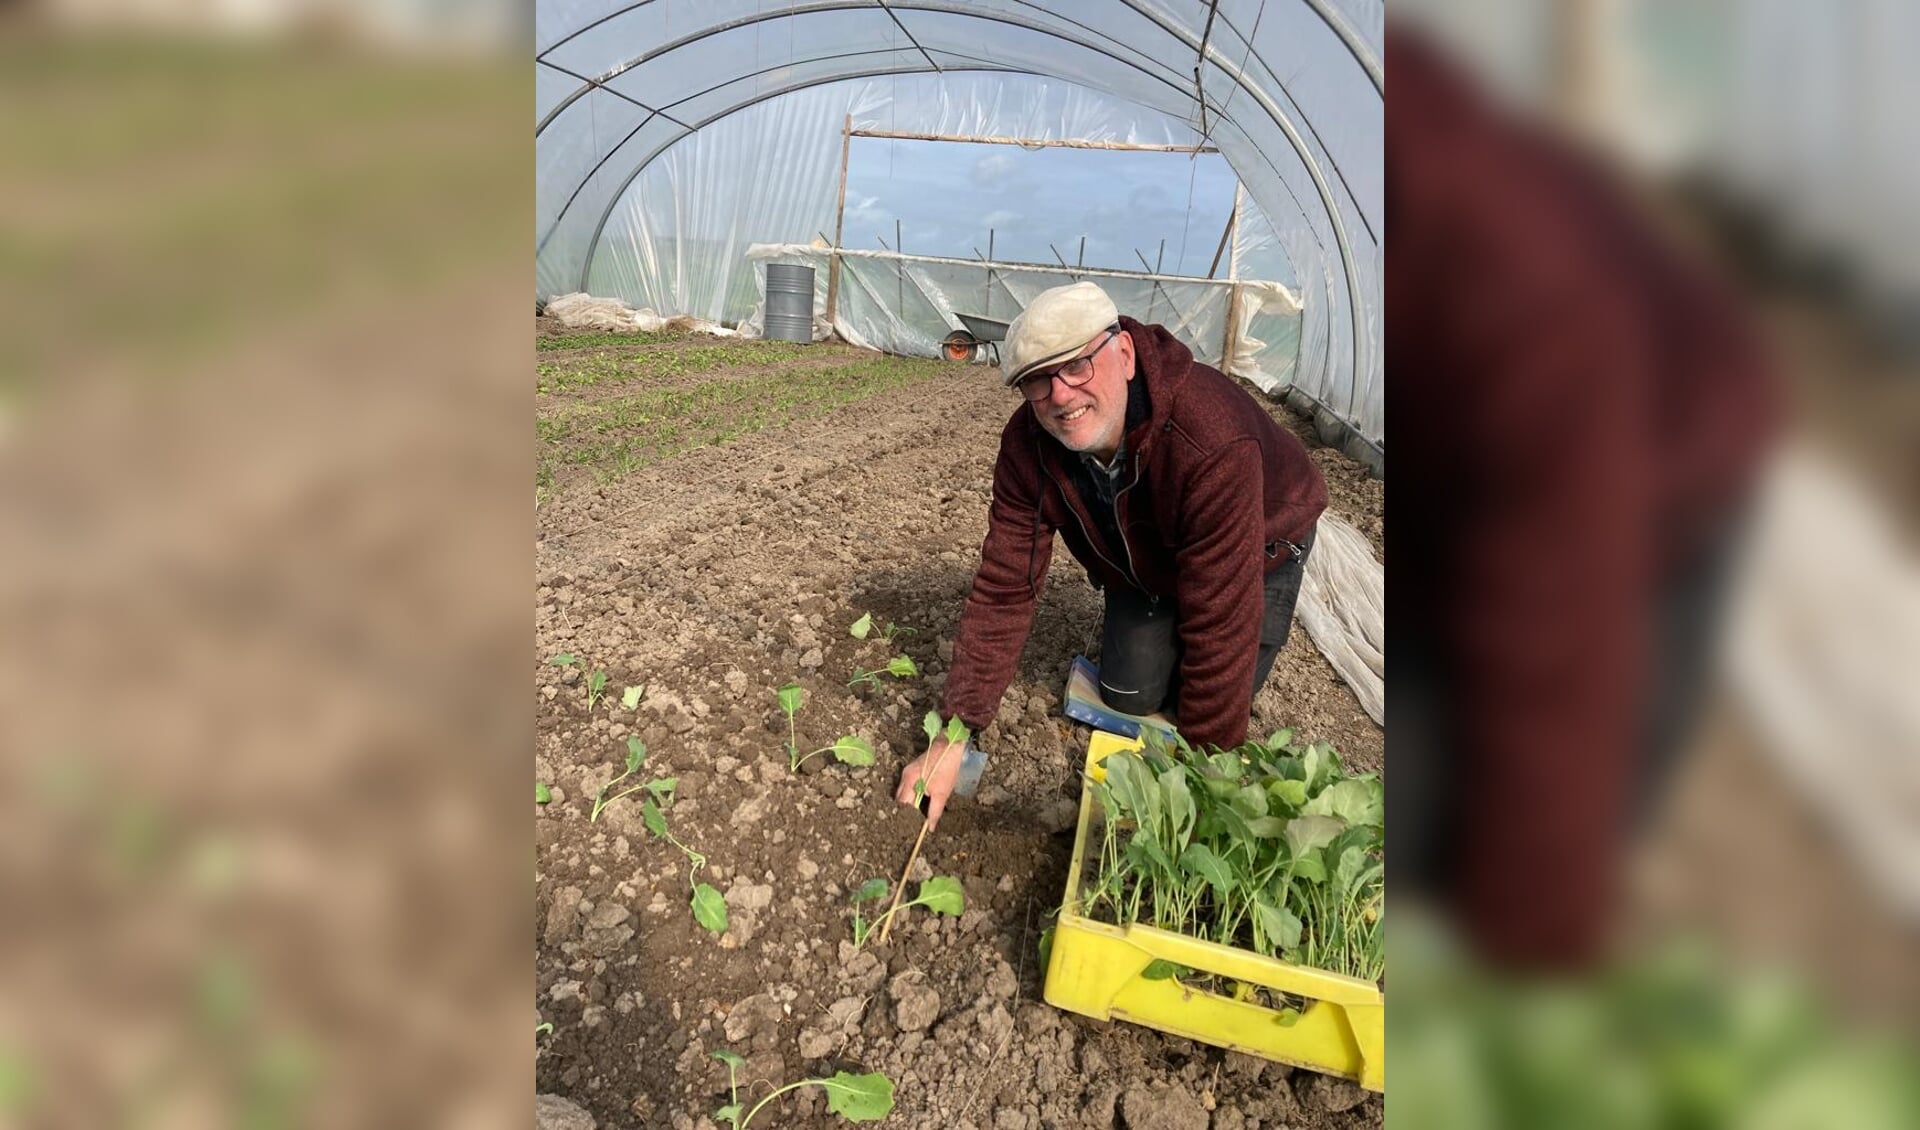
[1304,1073,1368,1113]
[889,970,941,1033]
[536,1094,596,1130]
[1120,1082,1210,1130]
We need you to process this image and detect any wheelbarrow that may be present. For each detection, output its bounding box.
[941,312,1013,365]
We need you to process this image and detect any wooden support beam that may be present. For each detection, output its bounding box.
[850,128,1217,154]
[826,114,852,328]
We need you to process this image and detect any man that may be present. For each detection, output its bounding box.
[1388,31,1777,967]
[896,281,1328,828]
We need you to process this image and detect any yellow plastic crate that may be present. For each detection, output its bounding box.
[1043,732,1385,1092]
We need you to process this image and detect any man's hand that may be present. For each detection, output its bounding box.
[894,736,965,830]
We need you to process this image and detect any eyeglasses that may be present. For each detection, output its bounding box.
[1015,329,1120,402]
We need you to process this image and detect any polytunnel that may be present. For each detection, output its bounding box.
[535,1,1384,469]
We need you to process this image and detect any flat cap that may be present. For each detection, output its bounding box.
[1001,281,1118,386]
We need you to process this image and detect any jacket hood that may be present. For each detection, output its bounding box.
[1117,316,1196,454]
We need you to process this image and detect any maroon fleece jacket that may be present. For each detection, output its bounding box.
[941,317,1327,749]
[1390,32,1777,966]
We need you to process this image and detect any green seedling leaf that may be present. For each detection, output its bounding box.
[922,711,941,744]
[1141,959,1185,981]
[535,781,552,805]
[1284,814,1344,859]
[1289,849,1327,885]
[624,736,647,774]
[1303,778,1384,829]
[711,1049,746,1069]
[1126,835,1175,875]
[849,612,873,639]
[1244,816,1287,839]
[885,655,918,678]
[691,884,729,934]
[823,1071,895,1121]
[1253,901,1303,952]
[587,670,608,698]
[831,735,875,766]
[1037,925,1054,972]
[777,684,804,716]
[645,777,677,804]
[535,1022,553,1037]
[851,915,870,948]
[1231,784,1270,820]
[1265,727,1295,750]
[714,1103,741,1124]
[916,875,964,915]
[1267,778,1310,809]
[1161,768,1197,844]
[852,878,889,903]
[1301,740,1340,794]
[1331,845,1374,899]
[548,654,578,667]
[944,716,968,746]
[1182,842,1236,896]
[621,684,645,710]
[641,799,668,839]
[1275,1007,1302,1028]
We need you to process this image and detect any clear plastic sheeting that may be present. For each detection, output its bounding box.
[542,292,738,337]
[1298,514,1385,727]
[573,72,1249,322]
[1726,447,1920,919]
[741,243,1296,391]
[536,0,1383,451]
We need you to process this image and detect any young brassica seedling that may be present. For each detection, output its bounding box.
[535,781,552,805]
[547,654,578,668]
[589,737,676,823]
[847,654,918,690]
[621,684,645,710]
[848,876,963,949]
[617,771,725,936]
[585,670,609,711]
[776,684,804,764]
[910,713,973,806]
[711,1048,894,1128]
[849,612,915,644]
[589,737,647,822]
[873,714,972,948]
[791,734,875,774]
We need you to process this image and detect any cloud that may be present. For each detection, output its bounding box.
[844,194,885,224]
[980,209,1021,229]
[971,153,1015,186]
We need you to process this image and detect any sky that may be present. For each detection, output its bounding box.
[838,137,1243,279]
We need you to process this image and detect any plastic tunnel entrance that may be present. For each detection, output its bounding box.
[535,1,1384,469]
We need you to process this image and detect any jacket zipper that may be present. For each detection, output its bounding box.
[1039,437,1149,595]
[1112,456,1149,595]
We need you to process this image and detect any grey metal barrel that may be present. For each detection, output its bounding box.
[764,263,816,343]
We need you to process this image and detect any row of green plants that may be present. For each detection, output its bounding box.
[535,355,938,484]
[535,340,812,393]
[1082,726,1384,984]
[535,329,676,352]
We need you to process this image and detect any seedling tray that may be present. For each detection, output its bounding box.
[1043,733,1385,1092]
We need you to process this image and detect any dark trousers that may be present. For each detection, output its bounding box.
[1394,502,1753,901]
[1096,535,1314,718]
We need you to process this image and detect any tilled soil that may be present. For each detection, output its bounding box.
[535,327,1385,1129]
